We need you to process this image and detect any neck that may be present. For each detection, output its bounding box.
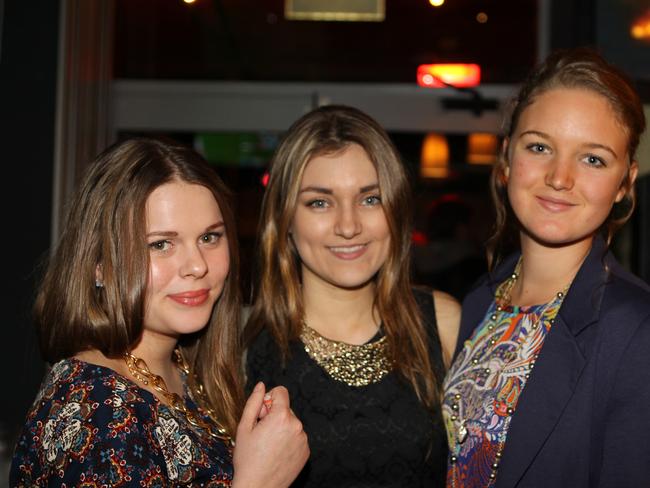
[129,330,180,386]
[302,277,379,345]
[73,330,183,398]
[510,234,592,307]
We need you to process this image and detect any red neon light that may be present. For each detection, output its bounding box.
[417,63,481,88]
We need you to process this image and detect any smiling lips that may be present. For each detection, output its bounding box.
[536,195,577,212]
[328,243,368,260]
[168,289,210,306]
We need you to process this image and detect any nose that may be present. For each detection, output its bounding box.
[179,245,208,278]
[545,155,575,191]
[334,204,362,239]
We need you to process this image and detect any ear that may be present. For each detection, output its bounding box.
[615,160,639,203]
[501,137,511,180]
[95,263,104,288]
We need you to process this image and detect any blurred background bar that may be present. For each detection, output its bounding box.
[2,1,649,480]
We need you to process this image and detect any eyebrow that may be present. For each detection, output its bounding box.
[584,143,618,159]
[146,221,224,238]
[299,183,380,195]
[519,130,619,159]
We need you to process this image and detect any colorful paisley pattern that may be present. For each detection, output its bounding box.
[10,358,233,487]
[442,294,564,488]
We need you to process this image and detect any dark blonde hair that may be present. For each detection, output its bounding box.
[488,47,646,269]
[244,105,440,410]
[35,137,243,435]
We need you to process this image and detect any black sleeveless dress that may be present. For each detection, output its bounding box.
[245,288,448,487]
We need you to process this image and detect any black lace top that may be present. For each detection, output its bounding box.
[245,289,448,487]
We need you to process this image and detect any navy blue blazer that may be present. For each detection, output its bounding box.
[455,237,650,487]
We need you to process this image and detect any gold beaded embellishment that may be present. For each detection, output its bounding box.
[300,323,393,387]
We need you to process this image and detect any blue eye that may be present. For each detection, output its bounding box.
[307,199,328,209]
[363,195,382,206]
[149,240,171,252]
[527,143,548,154]
[584,155,606,167]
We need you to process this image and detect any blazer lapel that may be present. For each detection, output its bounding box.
[494,314,586,487]
[495,238,608,487]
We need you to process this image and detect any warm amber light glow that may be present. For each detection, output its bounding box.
[467,133,498,165]
[421,133,449,178]
[429,0,445,7]
[476,12,488,23]
[183,0,197,3]
[630,10,650,41]
[417,64,481,88]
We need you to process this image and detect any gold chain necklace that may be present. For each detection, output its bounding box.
[300,321,392,387]
[123,349,232,446]
[448,257,570,486]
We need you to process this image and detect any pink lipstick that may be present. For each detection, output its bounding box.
[536,195,576,212]
[168,289,210,306]
[328,244,368,260]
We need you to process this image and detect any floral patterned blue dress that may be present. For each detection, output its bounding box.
[10,358,233,487]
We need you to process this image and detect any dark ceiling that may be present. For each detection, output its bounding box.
[114,0,538,84]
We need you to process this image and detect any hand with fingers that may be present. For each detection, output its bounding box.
[232,382,309,488]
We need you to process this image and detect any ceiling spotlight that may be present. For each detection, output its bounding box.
[429,0,445,7]
[183,0,196,3]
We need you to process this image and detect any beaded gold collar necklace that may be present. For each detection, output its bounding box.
[300,321,393,387]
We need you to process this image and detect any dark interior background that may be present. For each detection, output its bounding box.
[2,1,649,476]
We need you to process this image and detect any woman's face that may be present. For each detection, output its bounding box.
[506,87,637,251]
[143,181,230,340]
[290,143,391,292]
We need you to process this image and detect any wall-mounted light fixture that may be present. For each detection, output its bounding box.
[630,9,650,41]
[467,133,499,165]
[420,133,449,178]
[417,63,481,88]
[416,63,498,116]
[285,0,385,21]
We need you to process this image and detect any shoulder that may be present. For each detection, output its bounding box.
[604,260,650,313]
[10,359,166,487]
[412,286,460,319]
[413,286,461,369]
[245,327,279,361]
[586,257,650,347]
[601,266,650,357]
[244,328,283,390]
[433,290,461,369]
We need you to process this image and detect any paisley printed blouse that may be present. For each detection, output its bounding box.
[10,358,233,487]
[442,292,565,487]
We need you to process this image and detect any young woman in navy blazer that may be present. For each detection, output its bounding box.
[443,48,650,487]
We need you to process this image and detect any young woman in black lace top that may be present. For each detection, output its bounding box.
[244,105,460,487]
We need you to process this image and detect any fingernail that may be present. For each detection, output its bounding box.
[263,393,273,411]
[254,381,264,391]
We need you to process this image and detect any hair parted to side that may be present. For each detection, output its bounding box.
[34,137,244,435]
[243,104,441,411]
[488,47,646,269]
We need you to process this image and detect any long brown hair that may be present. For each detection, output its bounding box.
[244,105,440,410]
[34,137,244,435]
[488,47,646,269]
